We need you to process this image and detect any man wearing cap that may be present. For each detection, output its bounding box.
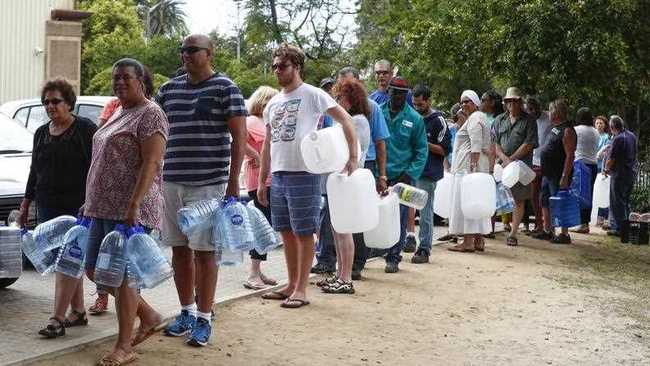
[492,87,538,246]
[369,59,413,107]
[380,77,428,273]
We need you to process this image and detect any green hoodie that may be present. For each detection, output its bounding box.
[381,102,428,180]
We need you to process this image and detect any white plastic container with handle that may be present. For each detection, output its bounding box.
[300,124,350,174]
[363,193,400,249]
[326,168,379,233]
[433,172,453,218]
[461,173,497,219]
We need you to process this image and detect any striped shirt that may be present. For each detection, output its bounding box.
[156,73,247,186]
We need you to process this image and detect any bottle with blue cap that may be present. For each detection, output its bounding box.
[33,215,78,252]
[177,198,221,235]
[55,217,92,279]
[125,225,173,289]
[21,229,58,275]
[219,197,254,251]
[94,224,128,288]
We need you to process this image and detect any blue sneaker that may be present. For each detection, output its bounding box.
[186,317,211,347]
[164,310,196,337]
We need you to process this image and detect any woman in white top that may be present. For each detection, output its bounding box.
[318,79,371,294]
[448,90,493,252]
[573,107,600,233]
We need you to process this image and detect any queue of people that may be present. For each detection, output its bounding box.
[18,34,640,365]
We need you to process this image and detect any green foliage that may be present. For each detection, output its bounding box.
[136,0,189,38]
[86,67,168,97]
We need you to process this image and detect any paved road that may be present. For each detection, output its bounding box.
[0,225,469,365]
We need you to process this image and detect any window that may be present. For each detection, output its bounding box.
[26,106,47,133]
[13,108,29,125]
[77,104,102,125]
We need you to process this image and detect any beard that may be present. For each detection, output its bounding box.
[277,72,296,87]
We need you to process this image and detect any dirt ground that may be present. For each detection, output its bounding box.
[31,230,650,366]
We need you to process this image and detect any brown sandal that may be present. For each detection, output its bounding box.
[448,244,475,253]
[97,351,137,366]
[63,310,88,327]
[261,291,290,300]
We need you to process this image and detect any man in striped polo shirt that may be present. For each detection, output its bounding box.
[156,34,247,347]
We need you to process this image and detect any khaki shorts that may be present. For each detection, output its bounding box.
[162,181,226,251]
[510,182,532,202]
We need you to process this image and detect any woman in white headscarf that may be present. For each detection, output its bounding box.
[448,90,494,252]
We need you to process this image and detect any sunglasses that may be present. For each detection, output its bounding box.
[178,46,208,54]
[271,63,292,71]
[43,98,64,106]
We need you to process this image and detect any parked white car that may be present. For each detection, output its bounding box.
[0,96,112,132]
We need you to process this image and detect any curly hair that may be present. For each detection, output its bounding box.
[594,115,609,134]
[272,43,305,75]
[41,77,76,111]
[333,79,370,119]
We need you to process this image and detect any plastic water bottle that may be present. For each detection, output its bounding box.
[0,227,23,279]
[177,199,221,235]
[33,215,78,252]
[94,224,128,288]
[391,183,429,209]
[217,246,244,266]
[55,218,92,279]
[125,225,173,289]
[220,198,254,251]
[246,201,279,254]
[21,229,58,274]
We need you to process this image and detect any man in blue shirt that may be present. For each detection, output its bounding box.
[410,84,451,264]
[369,59,413,107]
[381,77,428,273]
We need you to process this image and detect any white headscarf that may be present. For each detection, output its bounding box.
[460,90,481,109]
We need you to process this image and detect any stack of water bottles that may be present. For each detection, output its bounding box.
[23,215,77,274]
[177,196,277,267]
[0,227,22,279]
[94,224,172,289]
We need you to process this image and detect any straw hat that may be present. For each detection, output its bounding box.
[504,87,523,101]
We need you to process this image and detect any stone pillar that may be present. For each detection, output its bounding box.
[45,20,82,95]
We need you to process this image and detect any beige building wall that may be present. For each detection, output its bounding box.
[0,0,75,104]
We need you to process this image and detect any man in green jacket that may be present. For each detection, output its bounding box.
[380,77,428,273]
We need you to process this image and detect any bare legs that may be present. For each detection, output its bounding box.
[278,231,314,301]
[510,200,526,238]
[51,273,85,323]
[332,231,354,282]
[171,246,195,308]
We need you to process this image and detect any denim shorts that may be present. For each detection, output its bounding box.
[270,172,321,236]
[85,218,151,270]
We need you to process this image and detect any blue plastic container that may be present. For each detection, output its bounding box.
[549,190,581,228]
[571,160,592,209]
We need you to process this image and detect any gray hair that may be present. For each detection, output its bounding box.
[338,66,360,80]
[549,98,569,121]
[609,115,625,131]
[374,59,391,70]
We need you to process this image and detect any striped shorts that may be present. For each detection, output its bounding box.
[270,172,321,236]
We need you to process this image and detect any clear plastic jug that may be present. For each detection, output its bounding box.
[326,168,379,233]
[300,124,350,174]
[461,173,496,219]
[125,226,173,289]
[246,201,279,254]
[33,215,78,252]
[55,217,91,279]
[217,246,244,266]
[433,172,453,218]
[363,193,400,249]
[592,173,610,208]
[0,227,22,279]
[493,164,504,182]
[502,160,536,188]
[94,224,128,288]
[21,229,57,275]
[177,198,221,235]
[218,198,254,251]
[391,183,429,210]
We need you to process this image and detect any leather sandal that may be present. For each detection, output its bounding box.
[38,317,65,338]
[63,310,88,327]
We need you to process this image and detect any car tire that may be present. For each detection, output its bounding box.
[0,277,19,288]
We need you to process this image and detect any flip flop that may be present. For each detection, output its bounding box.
[447,245,475,253]
[260,275,278,286]
[261,291,289,300]
[97,351,137,366]
[243,280,267,290]
[131,319,166,347]
[280,298,310,308]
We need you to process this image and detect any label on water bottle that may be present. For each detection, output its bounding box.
[67,245,83,264]
[401,187,413,202]
[96,253,111,269]
[231,214,244,226]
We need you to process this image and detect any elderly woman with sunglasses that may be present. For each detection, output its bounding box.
[19,78,97,338]
[447,90,494,252]
[83,58,169,366]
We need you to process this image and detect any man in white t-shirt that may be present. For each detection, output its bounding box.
[257,43,358,308]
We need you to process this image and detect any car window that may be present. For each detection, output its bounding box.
[14,107,29,125]
[77,104,102,124]
[26,106,48,133]
[0,114,33,153]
